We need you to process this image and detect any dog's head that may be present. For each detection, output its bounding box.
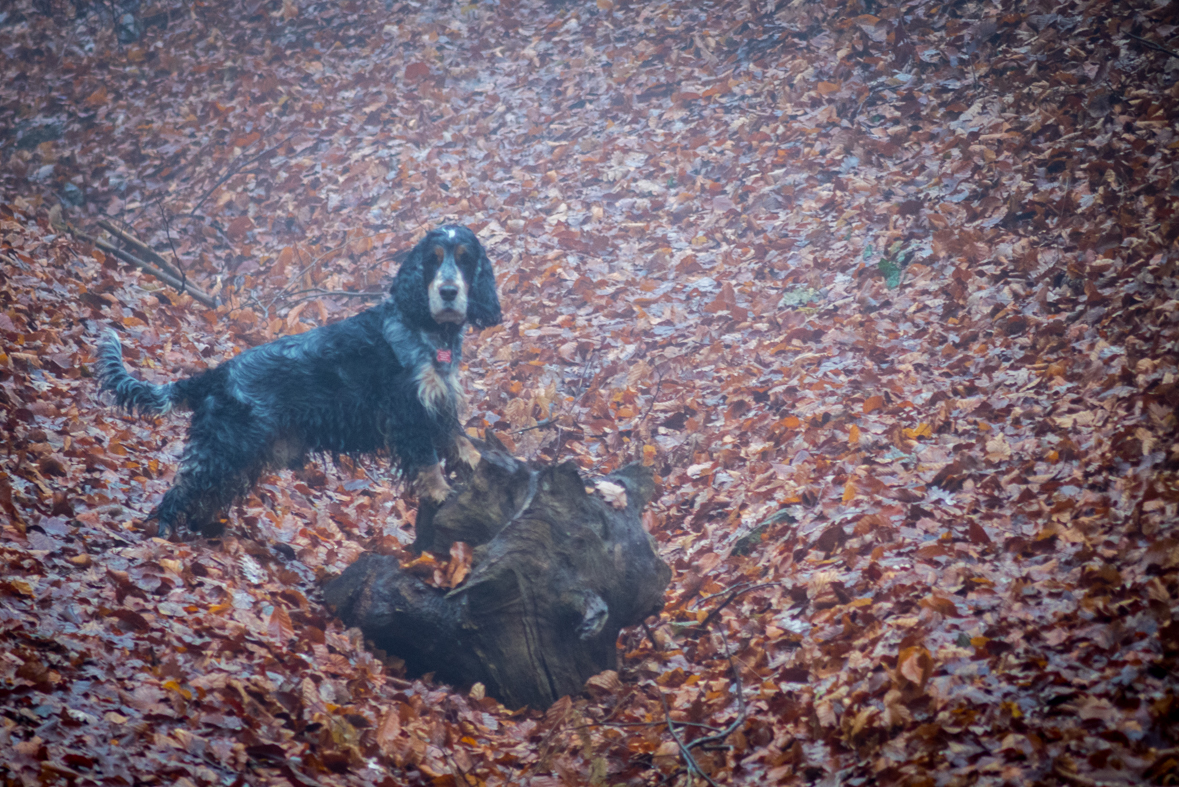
[394,224,502,330]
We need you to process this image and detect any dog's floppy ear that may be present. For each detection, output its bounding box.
[467,241,502,329]
[392,233,434,328]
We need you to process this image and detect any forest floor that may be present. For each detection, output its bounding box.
[2,0,1179,785]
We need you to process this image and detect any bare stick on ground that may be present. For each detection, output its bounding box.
[50,208,217,308]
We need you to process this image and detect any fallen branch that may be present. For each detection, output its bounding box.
[93,238,218,308]
[50,207,217,308]
[1127,32,1179,60]
[97,219,185,281]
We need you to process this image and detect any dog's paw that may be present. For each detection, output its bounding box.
[456,436,482,469]
[150,519,180,541]
[145,508,175,540]
[416,464,453,504]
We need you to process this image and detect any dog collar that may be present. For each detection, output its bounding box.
[436,348,452,364]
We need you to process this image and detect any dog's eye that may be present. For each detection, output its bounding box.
[433,247,445,262]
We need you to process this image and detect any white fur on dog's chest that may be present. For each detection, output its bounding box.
[414,362,458,416]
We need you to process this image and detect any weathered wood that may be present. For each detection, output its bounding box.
[324,443,670,709]
[97,219,186,281]
[92,237,217,308]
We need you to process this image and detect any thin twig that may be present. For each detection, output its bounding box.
[514,418,557,434]
[155,199,186,284]
[573,719,727,733]
[696,582,779,630]
[268,230,388,309]
[551,351,600,461]
[188,134,292,218]
[694,581,778,607]
[571,351,598,404]
[513,352,599,443]
[57,215,217,308]
[281,289,386,309]
[656,689,719,787]
[685,627,747,751]
[1127,32,1179,59]
[634,372,664,434]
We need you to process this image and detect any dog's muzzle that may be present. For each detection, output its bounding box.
[428,257,469,323]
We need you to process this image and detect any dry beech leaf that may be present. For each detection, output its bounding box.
[0,3,1169,784]
[594,480,628,509]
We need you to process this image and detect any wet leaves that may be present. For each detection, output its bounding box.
[2,0,1179,784]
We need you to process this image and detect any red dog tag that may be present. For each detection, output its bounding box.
[436,349,452,364]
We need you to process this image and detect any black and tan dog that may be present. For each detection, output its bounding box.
[97,224,501,538]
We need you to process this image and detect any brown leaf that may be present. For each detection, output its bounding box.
[897,646,933,691]
[862,395,886,413]
[405,62,430,81]
[226,216,254,242]
[267,604,294,643]
[445,541,473,588]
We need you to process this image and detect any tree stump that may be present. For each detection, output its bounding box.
[323,442,671,709]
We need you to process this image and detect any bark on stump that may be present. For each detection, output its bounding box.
[323,444,671,709]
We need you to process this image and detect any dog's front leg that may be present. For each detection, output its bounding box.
[455,434,482,469]
[414,463,453,504]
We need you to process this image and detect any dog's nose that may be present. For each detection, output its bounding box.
[439,285,459,303]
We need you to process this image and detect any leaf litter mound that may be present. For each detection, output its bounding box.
[2,0,1178,784]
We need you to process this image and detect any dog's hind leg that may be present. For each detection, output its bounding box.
[151,397,270,538]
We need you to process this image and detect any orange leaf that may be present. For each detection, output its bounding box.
[815,81,841,95]
[84,86,108,107]
[848,424,861,445]
[267,605,294,642]
[162,679,192,700]
[842,479,856,503]
[862,395,885,413]
[781,415,801,429]
[897,646,933,690]
[446,541,473,588]
[902,422,932,439]
[276,246,296,270]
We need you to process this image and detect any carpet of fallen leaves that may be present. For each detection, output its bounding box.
[3,0,1179,784]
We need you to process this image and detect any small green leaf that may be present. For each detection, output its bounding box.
[878,258,903,289]
[779,286,823,308]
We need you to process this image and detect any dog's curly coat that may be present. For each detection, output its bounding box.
[97,224,501,538]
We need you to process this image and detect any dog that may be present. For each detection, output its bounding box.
[96,224,501,538]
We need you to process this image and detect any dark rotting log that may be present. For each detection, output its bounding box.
[323,440,671,709]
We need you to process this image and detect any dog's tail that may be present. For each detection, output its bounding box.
[96,329,178,416]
